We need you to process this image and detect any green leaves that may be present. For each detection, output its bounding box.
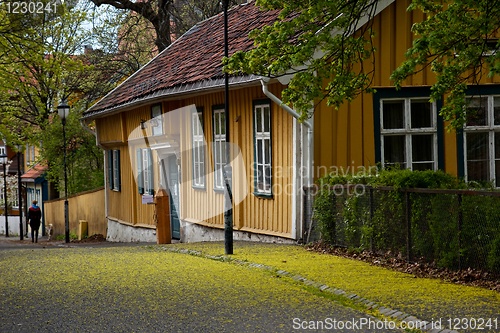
[393,0,500,128]
[226,0,378,120]
[227,0,499,128]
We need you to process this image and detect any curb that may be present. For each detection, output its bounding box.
[159,246,460,333]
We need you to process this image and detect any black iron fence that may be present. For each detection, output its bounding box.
[304,185,500,274]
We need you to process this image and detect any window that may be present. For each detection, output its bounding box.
[212,107,226,190]
[463,95,500,186]
[253,101,272,195]
[192,109,205,188]
[137,148,154,194]
[151,104,163,136]
[380,98,437,170]
[107,150,121,191]
[26,145,36,166]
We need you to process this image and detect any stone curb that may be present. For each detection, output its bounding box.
[160,246,460,333]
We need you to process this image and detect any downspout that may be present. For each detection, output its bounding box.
[81,119,109,230]
[260,78,314,240]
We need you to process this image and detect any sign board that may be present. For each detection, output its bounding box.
[142,194,154,205]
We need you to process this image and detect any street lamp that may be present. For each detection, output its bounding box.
[16,144,23,241]
[58,99,70,243]
[222,0,233,255]
[0,153,9,237]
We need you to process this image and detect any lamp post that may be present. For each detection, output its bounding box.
[222,0,233,255]
[16,144,23,241]
[57,99,70,244]
[0,153,9,237]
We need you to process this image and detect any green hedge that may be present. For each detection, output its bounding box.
[314,169,500,273]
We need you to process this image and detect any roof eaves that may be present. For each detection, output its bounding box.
[82,74,263,120]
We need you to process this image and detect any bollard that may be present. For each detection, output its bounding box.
[155,188,171,244]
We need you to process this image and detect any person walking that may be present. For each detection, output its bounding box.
[28,200,42,243]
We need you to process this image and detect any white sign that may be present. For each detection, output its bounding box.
[142,194,154,205]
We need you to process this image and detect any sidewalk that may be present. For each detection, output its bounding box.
[162,241,500,333]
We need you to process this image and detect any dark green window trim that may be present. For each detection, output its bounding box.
[192,107,206,190]
[373,87,444,170]
[456,84,500,179]
[108,149,121,192]
[212,105,226,191]
[253,99,273,198]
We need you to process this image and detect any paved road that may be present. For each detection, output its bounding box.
[0,240,404,333]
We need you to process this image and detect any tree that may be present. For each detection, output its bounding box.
[391,0,500,128]
[0,1,107,194]
[87,0,247,52]
[224,0,500,127]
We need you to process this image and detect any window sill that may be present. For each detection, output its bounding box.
[192,185,206,191]
[253,192,273,199]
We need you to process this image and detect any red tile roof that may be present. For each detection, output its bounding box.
[21,163,47,181]
[83,2,280,119]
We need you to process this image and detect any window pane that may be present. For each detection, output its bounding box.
[494,97,500,126]
[468,161,489,182]
[467,132,489,160]
[412,134,433,162]
[466,97,488,126]
[496,161,500,187]
[256,108,262,133]
[264,139,270,164]
[382,100,404,129]
[412,162,434,171]
[383,135,405,165]
[257,140,263,164]
[411,100,432,128]
[496,132,500,159]
[263,107,270,132]
[220,112,225,134]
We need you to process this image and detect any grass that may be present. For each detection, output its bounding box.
[163,241,500,329]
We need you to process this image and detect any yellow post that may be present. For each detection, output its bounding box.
[155,188,171,244]
[78,220,88,240]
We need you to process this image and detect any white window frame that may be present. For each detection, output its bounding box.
[136,148,154,195]
[380,98,438,170]
[254,102,272,195]
[192,111,205,188]
[151,104,163,136]
[112,150,120,191]
[213,108,226,190]
[463,95,500,186]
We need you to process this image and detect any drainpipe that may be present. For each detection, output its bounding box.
[260,78,314,239]
[81,120,109,229]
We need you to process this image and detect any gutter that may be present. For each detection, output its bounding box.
[260,78,314,242]
[260,78,313,187]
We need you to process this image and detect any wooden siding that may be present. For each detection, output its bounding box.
[178,84,294,237]
[314,0,500,177]
[97,113,126,144]
[44,188,107,237]
[96,84,294,237]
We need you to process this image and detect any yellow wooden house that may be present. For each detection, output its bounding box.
[82,0,499,243]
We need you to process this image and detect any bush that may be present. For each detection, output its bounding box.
[313,168,500,273]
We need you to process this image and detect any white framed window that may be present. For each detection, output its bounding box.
[0,146,5,156]
[254,101,272,195]
[212,108,226,190]
[26,145,36,166]
[107,149,121,191]
[463,95,500,186]
[380,98,437,170]
[137,148,154,194]
[192,109,205,188]
[151,104,163,136]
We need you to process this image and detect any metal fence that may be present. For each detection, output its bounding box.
[303,185,500,273]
